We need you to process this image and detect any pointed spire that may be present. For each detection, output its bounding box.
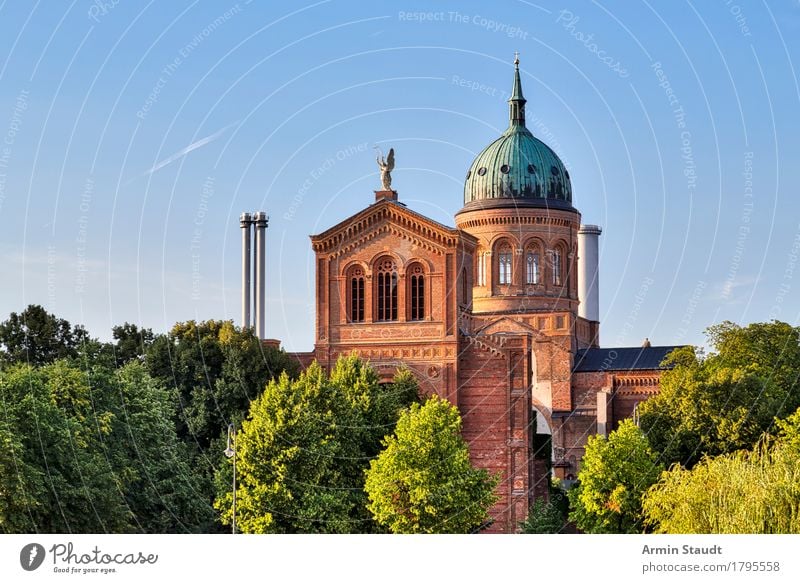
[509,52,526,127]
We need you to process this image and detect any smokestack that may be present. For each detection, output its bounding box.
[254,211,268,340]
[240,212,253,330]
[578,224,602,322]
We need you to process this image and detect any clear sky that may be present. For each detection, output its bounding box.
[0,0,798,351]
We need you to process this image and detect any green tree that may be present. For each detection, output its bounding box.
[145,320,298,448]
[364,395,498,534]
[568,420,663,533]
[111,323,155,366]
[643,408,800,534]
[101,362,214,532]
[639,321,800,467]
[0,359,212,533]
[0,363,130,533]
[214,356,418,533]
[519,498,566,534]
[0,305,89,367]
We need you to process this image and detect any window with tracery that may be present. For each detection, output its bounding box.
[498,244,512,285]
[347,266,365,322]
[408,263,424,321]
[551,249,562,285]
[375,258,398,321]
[526,249,540,285]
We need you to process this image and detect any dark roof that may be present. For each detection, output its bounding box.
[573,346,684,373]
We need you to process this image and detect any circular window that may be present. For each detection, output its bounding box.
[527,164,536,174]
[477,167,487,176]
[550,166,559,176]
[500,164,510,174]
[466,170,471,179]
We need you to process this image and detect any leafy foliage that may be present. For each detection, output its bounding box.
[111,323,155,366]
[519,497,566,534]
[0,359,211,533]
[643,408,800,533]
[0,305,89,367]
[145,319,298,448]
[568,420,663,533]
[214,355,418,533]
[364,394,498,534]
[639,321,800,467]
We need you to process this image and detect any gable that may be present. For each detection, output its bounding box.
[310,200,476,258]
[474,316,542,338]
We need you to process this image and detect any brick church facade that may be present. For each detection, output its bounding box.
[289,57,679,533]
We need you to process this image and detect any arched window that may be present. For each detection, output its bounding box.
[408,263,425,321]
[347,266,365,323]
[526,249,540,285]
[477,252,486,287]
[375,258,398,321]
[498,244,512,285]
[551,249,562,285]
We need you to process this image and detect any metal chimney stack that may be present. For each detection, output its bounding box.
[578,224,602,322]
[240,210,268,339]
[253,211,268,340]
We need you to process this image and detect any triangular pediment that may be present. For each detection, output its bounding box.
[310,200,476,258]
[474,316,541,337]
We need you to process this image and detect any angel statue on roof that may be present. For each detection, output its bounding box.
[376,147,395,191]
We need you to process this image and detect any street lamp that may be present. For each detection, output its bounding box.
[224,422,236,534]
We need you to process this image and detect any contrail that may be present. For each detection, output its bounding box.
[127,122,238,184]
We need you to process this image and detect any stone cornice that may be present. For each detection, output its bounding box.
[455,213,577,230]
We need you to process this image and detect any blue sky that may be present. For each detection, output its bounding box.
[0,0,798,351]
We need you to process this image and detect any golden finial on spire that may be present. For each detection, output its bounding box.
[514,51,520,66]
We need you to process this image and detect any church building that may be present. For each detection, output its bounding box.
[267,57,680,533]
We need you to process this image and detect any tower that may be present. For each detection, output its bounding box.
[455,54,581,320]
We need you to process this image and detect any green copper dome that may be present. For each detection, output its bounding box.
[462,56,574,211]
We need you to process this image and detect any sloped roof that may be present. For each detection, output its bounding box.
[573,346,683,373]
[310,199,476,257]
